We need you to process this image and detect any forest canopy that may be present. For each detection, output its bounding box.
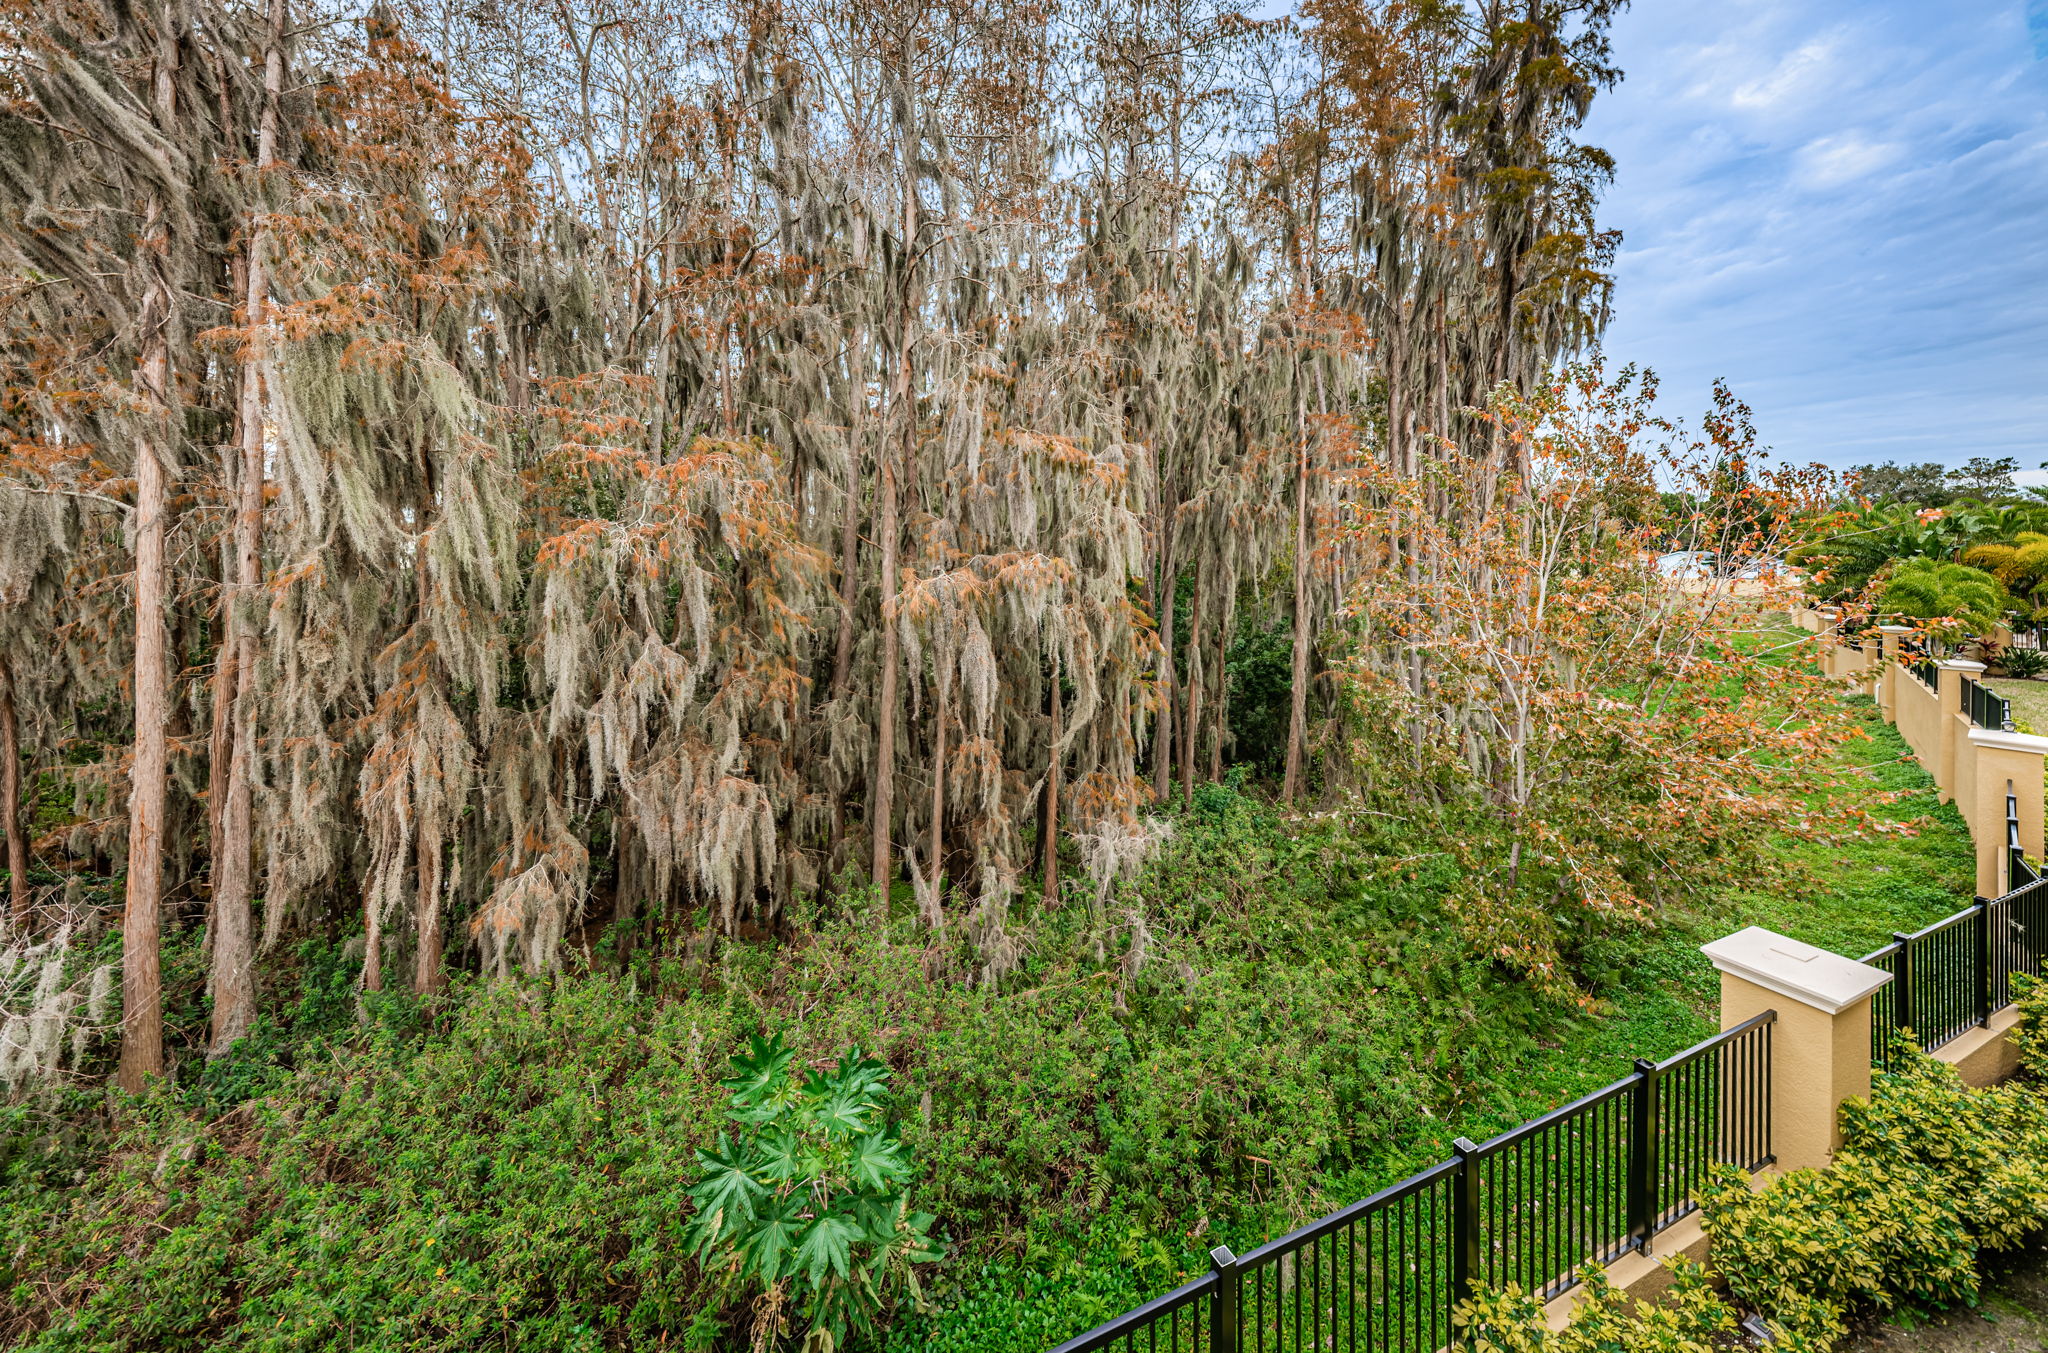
[0,0,1843,1100]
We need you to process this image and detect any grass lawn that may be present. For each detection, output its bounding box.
[1985,676,2048,734]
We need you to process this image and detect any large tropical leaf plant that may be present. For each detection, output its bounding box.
[683,1033,943,1352]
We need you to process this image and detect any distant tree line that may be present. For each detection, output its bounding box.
[1848,456,2033,508]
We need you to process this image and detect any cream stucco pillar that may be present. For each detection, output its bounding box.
[1702,928,1892,1173]
[1964,726,2048,896]
[1933,659,1985,802]
[1875,626,1913,719]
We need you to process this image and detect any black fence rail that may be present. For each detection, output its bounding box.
[2011,787,2040,893]
[1862,868,2048,1070]
[1047,1014,1777,1353]
[1962,674,2014,731]
[1907,655,1940,692]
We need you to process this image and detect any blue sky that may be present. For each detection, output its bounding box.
[1579,0,2048,478]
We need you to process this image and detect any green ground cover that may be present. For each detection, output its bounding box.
[0,702,1976,1353]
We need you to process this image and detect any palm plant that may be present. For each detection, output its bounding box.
[1963,533,2048,620]
[1878,558,2009,640]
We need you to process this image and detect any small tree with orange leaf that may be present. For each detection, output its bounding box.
[1343,363,1867,990]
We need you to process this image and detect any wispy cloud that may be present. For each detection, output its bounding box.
[1583,0,2048,471]
[1793,133,1904,189]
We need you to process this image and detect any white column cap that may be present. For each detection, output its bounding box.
[1701,927,1892,1015]
[1876,625,1915,634]
[1968,726,2048,754]
[1940,659,1988,672]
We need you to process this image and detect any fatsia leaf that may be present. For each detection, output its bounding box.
[684,1133,764,1249]
[849,1130,909,1191]
[754,1129,802,1186]
[743,1193,810,1285]
[810,1078,877,1138]
[833,1048,891,1099]
[722,1032,795,1109]
[795,1213,866,1286]
[901,1211,946,1264]
[850,1192,904,1247]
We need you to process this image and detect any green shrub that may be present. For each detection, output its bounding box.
[1449,1260,1734,1353]
[683,1033,942,1351]
[2,977,737,1352]
[2013,972,2048,1077]
[1703,1042,2048,1346]
[1705,1153,1974,1327]
[1835,1045,2048,1253]
[1996,646,2048,679]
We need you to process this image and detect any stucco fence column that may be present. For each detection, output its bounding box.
[1931,659,1984,803]
[1875,625,1912,720]
[1963,725,2048,897]
[1890,650,1943,771]
[1703,927,1892,1173]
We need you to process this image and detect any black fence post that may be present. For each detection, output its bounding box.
[1626,1060,1657,1251]
[1208,1246,1238,1353]
[1451,1137,1481,1315]
[1977,897,1994,1027]
[1893,931,1915,1039]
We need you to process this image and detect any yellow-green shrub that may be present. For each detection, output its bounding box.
[1451,1260,1733,1353]
[1705,1154,1974,1326]
[1703,1039,2048,1347]
[2013,972,2048,1077]
[1836,1046,2048,1253]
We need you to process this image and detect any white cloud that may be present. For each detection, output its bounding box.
[1583,0,2048,468]
[1730,37,1840,111]
[1793,133,1905,189]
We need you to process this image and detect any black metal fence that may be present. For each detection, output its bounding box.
[1962,674,2014,731]
[1862,868,2048,1071]
[2012,786,2040,893]
[1907,655,1940,692]
[1046,1013,1777,1353]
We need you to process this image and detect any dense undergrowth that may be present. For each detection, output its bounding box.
[0,702,1977,1351]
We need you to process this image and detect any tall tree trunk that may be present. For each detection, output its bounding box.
[828,332,868,877]
[923,663,947,927]
[1209,617,1226,782]
[413,828,442,993]
[870,441,902,906]
[204,487,237,862]
[209,0,285,1055]
[871,59,918,911]
[117,12,180,1093]
[0,662,26,930]
[1150,512,1177,801]
[1180,566,1203,804]
[1040,673,1060,908]
[362,894,384,992]
[1282,406,1312,804]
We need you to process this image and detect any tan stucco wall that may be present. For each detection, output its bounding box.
[1966,742,2043,897]
[1719,973,1873,1173]
[1933,1004,2025,1087]
[1894,671,1942,770]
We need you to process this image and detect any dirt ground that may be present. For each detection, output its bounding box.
[1841,1247,2048,1352]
